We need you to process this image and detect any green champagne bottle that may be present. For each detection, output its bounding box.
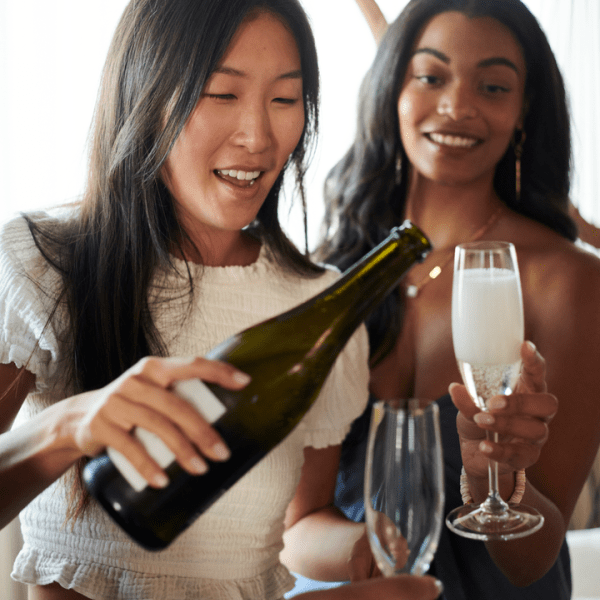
[83,220,431,550]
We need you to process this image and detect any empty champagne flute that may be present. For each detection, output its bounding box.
[364,399,444,576]
[445,241,544,540]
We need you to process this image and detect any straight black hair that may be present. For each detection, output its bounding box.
[24,0,321,519]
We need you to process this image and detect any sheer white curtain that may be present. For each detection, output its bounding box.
[523,0,600,225]
[0,1,597,597]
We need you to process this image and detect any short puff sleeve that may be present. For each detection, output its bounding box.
[0,216,62,391]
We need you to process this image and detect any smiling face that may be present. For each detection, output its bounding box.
[162,11,305,254]
[397,11,526,188]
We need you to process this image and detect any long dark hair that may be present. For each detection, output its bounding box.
[317,0,576,363]
[23,0,321,518]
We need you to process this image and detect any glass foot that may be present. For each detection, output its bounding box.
[446,502,544,541]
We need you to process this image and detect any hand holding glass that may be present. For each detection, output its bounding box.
[364,399,444,576]
[445,241,544,540]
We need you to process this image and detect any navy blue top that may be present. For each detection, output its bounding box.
[335,394,572,600]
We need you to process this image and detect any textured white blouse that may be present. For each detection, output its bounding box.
[1,215,370,600]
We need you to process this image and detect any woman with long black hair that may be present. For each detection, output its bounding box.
[314,0,600,598]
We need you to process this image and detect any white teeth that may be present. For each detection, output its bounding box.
[219,169,261,181]
[429,133,478,148]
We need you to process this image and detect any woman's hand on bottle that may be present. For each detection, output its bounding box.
[65,356,250,488]
[450,341,558,481]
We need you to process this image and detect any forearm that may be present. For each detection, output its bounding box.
[354,0,388,43]
[281,505,365,581]
[465,471,566,585]
[293,575,443,600]
[0,399,83,529]
[487,483,565,585]
[570,204,600,249]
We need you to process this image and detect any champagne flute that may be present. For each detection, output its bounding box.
[445,241,544,540]
[364,399,444,576]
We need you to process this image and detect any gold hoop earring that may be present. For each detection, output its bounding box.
[513,129,526,202]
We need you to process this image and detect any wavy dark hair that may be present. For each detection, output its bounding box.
[23,0,321,518]
[317,0,576,363]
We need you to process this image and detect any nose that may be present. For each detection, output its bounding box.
[233,103,273,154]
[437,82,477,121]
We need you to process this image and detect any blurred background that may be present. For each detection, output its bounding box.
[0,1,598,598]
[0,0,598,249]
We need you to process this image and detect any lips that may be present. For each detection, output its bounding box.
[425,132,481,148]
[216,169,262,187]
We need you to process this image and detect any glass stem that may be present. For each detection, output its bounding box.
[483,430,508,513]
[487,431,499,495]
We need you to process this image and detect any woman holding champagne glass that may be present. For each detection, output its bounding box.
[309,0,600,597]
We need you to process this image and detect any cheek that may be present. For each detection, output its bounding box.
[277,111,306,158]
[494,100,524,135]
[491,113,521,153]
[397,93,412,120]
[397,94,419,146]
[164,128,197,175]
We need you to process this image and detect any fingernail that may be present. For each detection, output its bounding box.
[432,578,444,596]
[526,340,536,352]
[153,473,169,488]
[474,412,495,425]
[212,442,231,461]
[233,371,252,386]
[190,457,208,474]
[479,440,494,454]
[487,396,506,410]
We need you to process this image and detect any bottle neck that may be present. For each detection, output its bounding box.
[324,221,431,321]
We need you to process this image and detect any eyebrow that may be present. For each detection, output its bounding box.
[212,66,303,80]
[412,48,521,74]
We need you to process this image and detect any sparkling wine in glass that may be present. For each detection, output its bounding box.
[445,241,544,540]
[364,399,444,576]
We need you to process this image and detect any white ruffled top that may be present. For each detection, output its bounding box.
[1,214,370,600]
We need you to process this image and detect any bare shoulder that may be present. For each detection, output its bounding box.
[508,215,600,300]
[505,221,600,371]
[525,235,600,300]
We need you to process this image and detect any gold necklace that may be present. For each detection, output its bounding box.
[405,206,504,298]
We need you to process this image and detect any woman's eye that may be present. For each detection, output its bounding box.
[481,83,511,95]
[206,93,236,101]
[273,97,299,105]
[416,74,441,86]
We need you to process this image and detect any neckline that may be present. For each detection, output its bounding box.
[167,243,268,274]
[405,205,504,298]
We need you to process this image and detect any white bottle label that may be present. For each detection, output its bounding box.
[107,378,227,492]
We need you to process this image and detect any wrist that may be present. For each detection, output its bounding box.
[460,466,526,504]
[44,396,90,462]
